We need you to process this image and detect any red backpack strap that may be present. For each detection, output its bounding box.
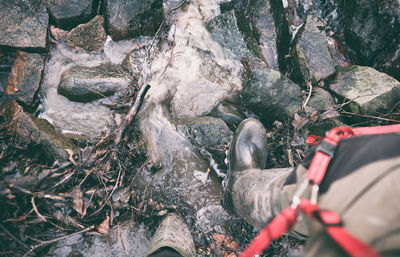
[239,207,298,257]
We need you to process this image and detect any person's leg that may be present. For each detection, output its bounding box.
[223,119,309,238]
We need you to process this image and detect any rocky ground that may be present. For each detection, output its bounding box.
[1,0,400,256]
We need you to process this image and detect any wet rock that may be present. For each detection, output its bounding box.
[0,0,48,49]
[5,51,45,106]
[46,0,97,30]
[58,63,130,103]
[47,224,150,257]
[104,0,164,41]
[122,47,148,79]
[292,15,336,83]
[240,58,301,122]
[66,16,107,52]
[0,52,17,93]
[329,66,400,116]
[177,116,233,163]
[344,0,398,64]
[233,0,290,70]
[308,87,335,112]
[0,100,69,162]
[209,101,245,130]
[206,10,261,61]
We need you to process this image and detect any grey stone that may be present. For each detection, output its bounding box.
[234,0,290,70]
[46,0,96,30]
[66,16,107,52]
[292,15,336,83]
[308,87,335,112]
[208,101,245,130]
[0,52,17,93]
[6,51,45,106]
[329,66,400,116]
[0,100,70,163]
[104,0,164,41]
[240,58,302,122]
[177,116,233,163]
[206,11,260,61]
[0,0,48,49]
[58,63,130,103]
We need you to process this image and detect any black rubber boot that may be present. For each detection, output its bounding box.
[223,118,268,214]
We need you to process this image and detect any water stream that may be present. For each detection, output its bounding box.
[40,0,247,254]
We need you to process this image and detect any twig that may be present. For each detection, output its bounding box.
[0,223,30,250]
[302,81,312,110]
[31,197,47,222]
[114,84,151,146]
[23,225,95,257]
[147,0,188,57]
[341,111,400,123]
[49,171,75,190]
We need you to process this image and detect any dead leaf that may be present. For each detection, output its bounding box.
[212,233,226,245]
[72,189,87,218]
[287,149,294,167]
[292,114,309,131]
[157,210,168,216]
[97,215,110,235]
[309,110,320,121]
[320,109,340,120]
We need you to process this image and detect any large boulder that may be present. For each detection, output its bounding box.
[240,58,301,122]
[206,11,260,61]
[329,66,400,116]
[292,15,336,83]
[46,0,96,30]
[66,16,107,52]
[233,0,290,70]
[6,51,45,106]
[344,0,399,65]
[0,0,48,50]
[104,0,164,41]
[0,100,70,163]
[58,63,130,103]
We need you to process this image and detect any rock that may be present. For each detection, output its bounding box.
[343,0,400,81]
[208,101,245,130]
[46,0,96,30]
[5,51,45,106]
[292,15,336,83]
[0,52,17,93]
[233,0,290,70]
[0,0,48,49]
[308,87,335,112]
[104,0,164,41]
[177,116,233,163]
[58,63,130,103]
[206,10,261,61]
[329,66,400,116]
[66,16,107,52]
[240,58,302,122]
[344,0,397,64]
[0,100,70,162]
[122,47,148,79]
